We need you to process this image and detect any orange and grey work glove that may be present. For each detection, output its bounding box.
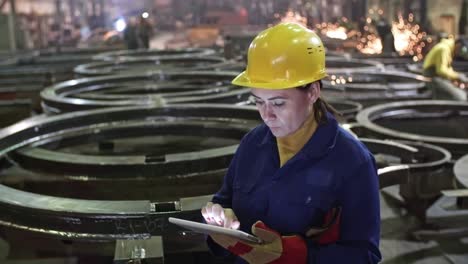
[210,221,307,264]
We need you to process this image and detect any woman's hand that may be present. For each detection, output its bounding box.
[210,221,307,264]
[201,202,240,229]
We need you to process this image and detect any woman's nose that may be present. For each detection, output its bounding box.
[260,104,275,120]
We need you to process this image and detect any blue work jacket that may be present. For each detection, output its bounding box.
[208,113,382,263]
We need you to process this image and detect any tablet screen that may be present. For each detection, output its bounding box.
[168,217,263,244]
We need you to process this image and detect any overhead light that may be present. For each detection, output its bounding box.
[115,18,126,32]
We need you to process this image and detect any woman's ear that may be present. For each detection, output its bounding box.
[308,82,321,103]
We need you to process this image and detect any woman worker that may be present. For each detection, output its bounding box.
[201,22,382,264]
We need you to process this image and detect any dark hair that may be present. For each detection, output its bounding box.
[298,81,340,124]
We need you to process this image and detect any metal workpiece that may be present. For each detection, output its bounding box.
[350,53,415,69]
[348,122,455,219]
[0,56,84,71]
[0,104,260,175]
[32,47,123,56]
[0,47,116,71]
[9,121,250,178]
[361,138,414,188]
[0,48,120,82]
[3,54,90,67]
[2,48,119,67]
[406,63,424,75]
[0,51,32,66]
[322,70,431,106]
[74,56,234,77]
[40,71,251,114]
[357,138,451,189]
[0,48,114,109]
[0,63,72,88]
[92,48,216,62]
[359,137,451,172]
[356,100,468,158]
[0,182,213,240]
[347,121,453,200]
[407,61,468,75]
[416,155,468,240]
[114,236,164,263]
[10,47,121,58]
[0,104,260,239]
[377,164,411,188]
[1,165,227,201]
[455,154,468,188]
[326,99,362,122]
[326,56,384,72]
[0,104,259,155]
[388,140,452,200]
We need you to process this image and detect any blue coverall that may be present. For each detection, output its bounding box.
[208,112,382,263]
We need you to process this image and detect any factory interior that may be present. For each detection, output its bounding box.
[0,0,468,263]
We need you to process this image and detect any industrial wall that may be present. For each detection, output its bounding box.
[428,0,463,35]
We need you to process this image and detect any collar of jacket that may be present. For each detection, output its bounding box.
[440,38,455,53]
[257,112,339,160]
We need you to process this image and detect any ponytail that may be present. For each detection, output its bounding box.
[299,81,340,124]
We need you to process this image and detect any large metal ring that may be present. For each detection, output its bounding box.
[0,104,259,240]
[356,100,468,158]
[41,71,250,114]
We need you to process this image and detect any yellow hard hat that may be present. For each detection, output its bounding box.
[232,22,327,89]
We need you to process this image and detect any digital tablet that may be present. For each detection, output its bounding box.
[168,217,263,244]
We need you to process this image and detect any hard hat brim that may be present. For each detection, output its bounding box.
[232,71,328,89]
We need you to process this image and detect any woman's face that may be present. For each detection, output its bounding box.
[251,83,319,137]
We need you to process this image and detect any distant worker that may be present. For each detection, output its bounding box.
[375,18,396,53]
[123,17,138,50]
[137,16,153,49]
[423,38,468,82]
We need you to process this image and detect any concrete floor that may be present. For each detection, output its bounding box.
[379,189,468,264]
[149,31,176,49]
